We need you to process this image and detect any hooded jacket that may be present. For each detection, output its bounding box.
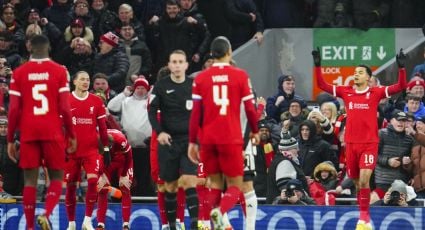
[298,120,336,177]
[309,161,338,205]
[266,75,306,122]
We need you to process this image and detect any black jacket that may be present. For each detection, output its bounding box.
[42,2,73,32]
[298,120,336,177]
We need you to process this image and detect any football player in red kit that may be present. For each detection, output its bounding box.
[7,35,76,230]
[96,129,133,230]
[65,71,110,230]
[312,48,407,230]
[188,36,259,229]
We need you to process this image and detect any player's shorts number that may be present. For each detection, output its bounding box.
[213,85,229,115]
[32,84,49,115]
[364,154,374,164]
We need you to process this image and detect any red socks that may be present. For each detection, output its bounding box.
[44,180,62,218]
[65,184,77,221]
[121,186,132,222]
[157,191,168,225]
[23,186,37,229]
[85,178,98,217]
[220,186,241,214]
[358,188,371,223]
[97,188,109,223]
[207,188,222,212]
[196,185,209,220]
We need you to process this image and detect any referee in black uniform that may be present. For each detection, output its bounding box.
[148,50,199,230]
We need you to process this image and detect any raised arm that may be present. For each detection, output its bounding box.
[312,48,334,94]
[387,49,407,95]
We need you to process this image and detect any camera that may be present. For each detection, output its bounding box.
[285,188,295,197]
[388,191,400,205]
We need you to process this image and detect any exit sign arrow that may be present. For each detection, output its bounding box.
[377,46,386,60]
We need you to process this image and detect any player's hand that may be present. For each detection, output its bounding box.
[388,157,401,168]
[396,48,407,68]
[97,173,110,191]
[66,137,77,154]
[103,147,111,167]
[311,47,321,67]
[119,175,132,190]
[249,132,260,146]
[188,142,200,164]
[157,132,172,146]
[7,142,17,163]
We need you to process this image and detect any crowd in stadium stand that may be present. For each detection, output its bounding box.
[1,0,425,211]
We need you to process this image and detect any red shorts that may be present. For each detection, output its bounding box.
[197,162,206,178]
[345,143,378,179]
[104,160,132,183]
[200,144,244,177]
[19,140,65,170]
[65,154,102,182]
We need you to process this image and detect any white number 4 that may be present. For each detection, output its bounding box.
[213,85,229,115]
[32,84,49,115]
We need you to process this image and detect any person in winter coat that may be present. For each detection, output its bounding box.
[266,75,307,122]
[309,161,338,205]
[93,31,129,93]
[272,178,316,205]
[406,117,425,198]
[298,120,337,178]
[90,0,119,44]
[42,0,73,32]
[372,110,414,201]
[404,94,425,120]
[280,99,309,138]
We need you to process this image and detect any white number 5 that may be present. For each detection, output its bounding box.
[213,85,229,115]
[32,84,49,115]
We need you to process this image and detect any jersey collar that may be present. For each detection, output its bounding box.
[355,86,370,94]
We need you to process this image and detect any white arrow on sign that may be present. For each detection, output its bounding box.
[376,46,386,60]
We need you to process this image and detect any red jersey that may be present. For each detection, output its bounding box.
[190,63,258,144]
[108,129,133,178]
[8,58,72,142]
[70,92,107,157]
[315,67,406,144]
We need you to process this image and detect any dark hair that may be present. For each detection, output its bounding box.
[357,64,372,77]
[166,0,180,7]
[92,72,108,81]
[210,36,231,59]
[30,34,49,48]
[1,4,15,16]
[405,93,422,102]
[157,66,171,81]
[120,22,135,29]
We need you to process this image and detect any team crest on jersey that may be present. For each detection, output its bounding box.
[89,106,94,114]
[186,100,193,110]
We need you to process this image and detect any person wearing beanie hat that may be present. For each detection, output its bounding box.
[266,131,309,204]
[100,31,119,47]
[407,79,425,99]
[371,179,414,207]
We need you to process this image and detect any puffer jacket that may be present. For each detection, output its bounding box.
[309,161,338,205]
[93,46,130,93]
[410,133,425,193]
[375,125,414,186]
[42,1,73,32]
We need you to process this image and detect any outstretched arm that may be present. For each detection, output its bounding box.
[387,68,406,95]
[312,48,334,94]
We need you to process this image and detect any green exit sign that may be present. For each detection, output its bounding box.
[313,28,395,66]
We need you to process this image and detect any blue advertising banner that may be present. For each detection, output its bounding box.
[0,203,423,229]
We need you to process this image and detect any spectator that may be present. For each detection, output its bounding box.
[253,120,278,197]
[0,4,25,55]
[306,109,335,144]
[406,117,425,198]
[0,117,22,197]
[93,31,129,93]
[372,180,418,206]
[266,132,308,204]
[404,94,425,120]
[91,73,116,101]
[90,0,119,44]
[308,161,338,205]
[0,76,9,111]
[120,22,152,85]
[71,0,94,28]
[180,0,211,72]
[260,0,310,28]
[390,0,425,27]
[313,0,353,28]
[225,0,264,49]
[196,0,232,38]
[0,31,22,70]
[148,0,207,70]
[42,0,73,33]
[280,99,309,138]
[266,75,306,122]
[298,120,336,178]
[116,4,145,42]
[372,110,414,202]
[55,36,94,77]
[351,0,391,30]
[63,18,94,45]
[272,179,316,205]
[107,77,154,196]
[24,8,62,52]
[411,47,425,80]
